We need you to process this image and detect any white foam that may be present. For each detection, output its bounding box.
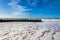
[42,19,60,21]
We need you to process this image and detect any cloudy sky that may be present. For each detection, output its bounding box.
[0,0,60,18]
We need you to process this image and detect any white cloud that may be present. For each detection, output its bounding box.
[8,0,20,6]
[26,0,38,7]
[8,0,31,16]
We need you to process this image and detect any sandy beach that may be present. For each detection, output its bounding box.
[0,21,60,40]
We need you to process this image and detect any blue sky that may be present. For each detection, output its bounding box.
[0,0,60,18]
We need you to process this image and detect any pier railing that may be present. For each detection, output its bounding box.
[0,18,42,22]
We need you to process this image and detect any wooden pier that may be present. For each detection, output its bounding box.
[0,18,42,22]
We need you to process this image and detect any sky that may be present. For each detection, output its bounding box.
[0,0,60,18]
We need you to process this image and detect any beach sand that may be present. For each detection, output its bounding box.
[0,21,60,40]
